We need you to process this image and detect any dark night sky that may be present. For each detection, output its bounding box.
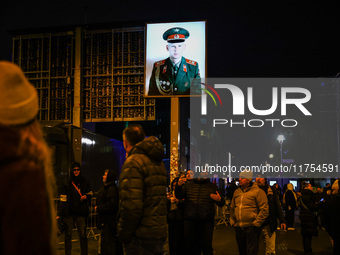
[1,1,339,77]
[1,1,339,168]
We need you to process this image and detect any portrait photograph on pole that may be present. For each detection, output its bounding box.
[145,20,206,97]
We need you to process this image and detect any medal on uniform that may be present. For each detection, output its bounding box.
[183,64,187,73]
[163,66,167,73]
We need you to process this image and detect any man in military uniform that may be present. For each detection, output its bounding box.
[148,27,201,96]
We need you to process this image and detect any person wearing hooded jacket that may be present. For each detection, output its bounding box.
[118,124,167,255]
[283,183,298,230]
[95,169,120,255]
[230,170,269,255]
[58,162,93,255]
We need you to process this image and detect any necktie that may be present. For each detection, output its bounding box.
[173,65,179,79]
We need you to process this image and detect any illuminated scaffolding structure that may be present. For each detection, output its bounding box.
[11,25,156,127]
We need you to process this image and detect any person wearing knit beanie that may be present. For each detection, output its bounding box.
[230,169,269,255]
[0,61,57,254]
[0,61,39,126]
[239,168,253,181]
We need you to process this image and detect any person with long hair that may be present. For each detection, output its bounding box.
[0,61,57,255]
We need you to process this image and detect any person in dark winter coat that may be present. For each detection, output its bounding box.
[175,171,225,255]
[226,180,238,200]
[0,61,57,255]
[58,162,93,255]
[299,182,318,255]
[283,183,298,230]
[167,177,185,255]
[95,169,121,255]
[118,124,167,255]
[274,183,283,202]
[256,177,286,255]
[323,183,331,197]
[314,186,324,202]
[322,182,340,255]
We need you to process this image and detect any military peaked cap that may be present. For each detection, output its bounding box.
[163,27,190,42]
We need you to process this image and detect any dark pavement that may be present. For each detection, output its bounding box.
[57,211,334,255]
[212,225,333,255]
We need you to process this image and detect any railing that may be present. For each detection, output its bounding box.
[215,199,231,227]
[53,195,231,240]
[54,197,100,239]
[87,198,100,239]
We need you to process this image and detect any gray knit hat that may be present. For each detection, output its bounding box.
[0,61,38,126]
[239,169,253,181]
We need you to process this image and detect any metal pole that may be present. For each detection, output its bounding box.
[228,152,231,182]
[170,97,180,183]
[280,142,283,166]
[73,26,82,127]
[280,142,283,187]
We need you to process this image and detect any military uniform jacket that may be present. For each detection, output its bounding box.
[148,57,200,96]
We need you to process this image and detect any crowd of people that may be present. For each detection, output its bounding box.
[225,175,340,255]
[1,62,339,255]
[57,124,168,255]
[0,62,167,255]
[53,155,340,255]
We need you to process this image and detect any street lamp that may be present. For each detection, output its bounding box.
[277,135,285,165]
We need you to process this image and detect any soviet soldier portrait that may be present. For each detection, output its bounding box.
[148,27,201,96]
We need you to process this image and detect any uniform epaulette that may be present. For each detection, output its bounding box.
[185,59,197,66]
[155,59,166,67]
